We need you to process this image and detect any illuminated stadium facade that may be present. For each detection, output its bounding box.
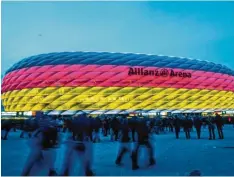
[1,51,234,115]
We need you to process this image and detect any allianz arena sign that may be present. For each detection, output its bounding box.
[128,67,192,78]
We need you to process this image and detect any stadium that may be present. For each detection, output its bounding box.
[1,51,234,116]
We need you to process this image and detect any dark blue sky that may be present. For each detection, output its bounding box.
[2,1,234,75]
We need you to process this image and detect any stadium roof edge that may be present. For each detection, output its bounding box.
[4,51,234,76]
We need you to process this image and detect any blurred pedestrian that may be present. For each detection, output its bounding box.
[93,117,102,143]
[103,118,108,136]
[88,116,94,142]
[128,116,137,142]
[183,116,191,139]
[169,118,174,132]
[194,116,202,139]
[1,119,12,140]
[207,117,216,140]
[111,117,120,141]
[61,114,94,176]
[115,118,131,166]
[21,116,59,176]
[132,119,155,170]
[63,119,69,133]
[173,116,181,139]
[215,113,224,139]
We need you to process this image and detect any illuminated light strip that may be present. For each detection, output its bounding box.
[2,64,234,93]
[2,87,234,112]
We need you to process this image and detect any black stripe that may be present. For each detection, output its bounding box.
[5,52,234,76]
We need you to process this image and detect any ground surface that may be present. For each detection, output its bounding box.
[1,126,234,176]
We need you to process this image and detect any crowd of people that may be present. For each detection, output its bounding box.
[0,113,230,176]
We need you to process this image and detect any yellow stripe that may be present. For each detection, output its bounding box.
[1,87,234,111]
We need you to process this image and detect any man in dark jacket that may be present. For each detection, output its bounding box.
[183,116,191,139]
[115,118,131,166]
[103,118,109,136]
[88,116,94,141]
[128,116,138,142]
[63,119,69,133]
[131,119,155,170]
[93,117,102,143]
[111,117,120,141]
[188,117,194,132]
[215,113,224,139]
[207,117,216,140]
[194,116,202,139]
[173,116,181,139]
[202,117,207,129]
[169,118,174,132]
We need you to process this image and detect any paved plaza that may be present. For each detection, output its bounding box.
[1,126,234,176]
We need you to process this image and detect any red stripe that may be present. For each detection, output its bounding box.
[2,64,234,93]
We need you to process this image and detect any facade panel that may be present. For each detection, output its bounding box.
[1,52,234,113]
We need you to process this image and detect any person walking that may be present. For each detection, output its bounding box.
[215,113,224,139]
[169,118,174,132]
[115,118,131,166]
[189,117,194,132]
[155,118,161,134]
[111,117,120,141]
[194,116,202,139]
[55,118,63,132]
[128,116,138,142]
[93,117,102,143]
[183,116,191,139]
[88,116,94,142]
[162,119,166,133]
[61,114,94,176]
[207,117,216,140]
[131,119,155,170]
[173,116,181,139]
[1,119,12,140]
[63,119,69,133]
[12,119,17,132]
[21,116,59,176]
[103,118,108,136]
